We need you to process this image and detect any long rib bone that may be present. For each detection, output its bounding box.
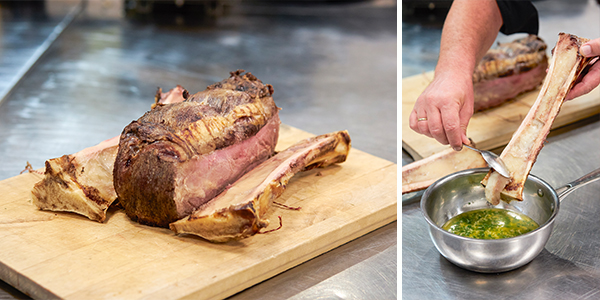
[402,146,486,194]
[170,131,351,243]
[482,33,597,205]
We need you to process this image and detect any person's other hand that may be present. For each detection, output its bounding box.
[565,37,600,100]
[409,72,474,151]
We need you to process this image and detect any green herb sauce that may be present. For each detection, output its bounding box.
[442,208,539,239]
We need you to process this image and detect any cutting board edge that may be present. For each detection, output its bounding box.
[0,260,60,300]
[180,201,398,300]
[401,140,424,161]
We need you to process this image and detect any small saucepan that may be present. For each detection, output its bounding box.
[421,167,600,273]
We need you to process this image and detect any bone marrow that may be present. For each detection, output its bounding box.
[482,33,597,204]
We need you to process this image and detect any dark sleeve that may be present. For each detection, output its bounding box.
[496,0,539,35]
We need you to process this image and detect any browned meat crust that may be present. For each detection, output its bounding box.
[114,70,281,228]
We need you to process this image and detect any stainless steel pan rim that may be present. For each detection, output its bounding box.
[420,167,560,273]
[421,167,559,243]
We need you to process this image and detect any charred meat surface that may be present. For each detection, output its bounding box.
[170,130,351,243]
[31,86,187,222]
[114,70,280,228]
[473,35,548,111]
[482,33,597,204]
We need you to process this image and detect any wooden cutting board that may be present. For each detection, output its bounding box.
[0,124,397,300]
[402,71,600,160]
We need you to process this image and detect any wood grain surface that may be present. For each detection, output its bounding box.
[402,71,600,160]
[0,124,397,300]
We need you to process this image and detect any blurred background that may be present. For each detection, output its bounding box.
[402,0,600,79]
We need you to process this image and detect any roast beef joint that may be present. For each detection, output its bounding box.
[170,130,351,242]
[113,70,282,228]
[30,70,351,242]
[472,35,549,111]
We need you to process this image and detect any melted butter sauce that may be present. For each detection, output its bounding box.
[442,208,539,239]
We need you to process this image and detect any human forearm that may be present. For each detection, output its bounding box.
[409,0,505,151]
[435,0,504,80]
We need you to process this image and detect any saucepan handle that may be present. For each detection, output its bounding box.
[555,168,600,200]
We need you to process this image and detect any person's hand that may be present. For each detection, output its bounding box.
[565,38,600,100]
[409,71,474,151]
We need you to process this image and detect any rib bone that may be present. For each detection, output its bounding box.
[482,33,597,204]
[402,146,486,194]
[170,130,351,243]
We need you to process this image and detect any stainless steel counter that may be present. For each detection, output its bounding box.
[403,0,600,299]
[0,0,397,299]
